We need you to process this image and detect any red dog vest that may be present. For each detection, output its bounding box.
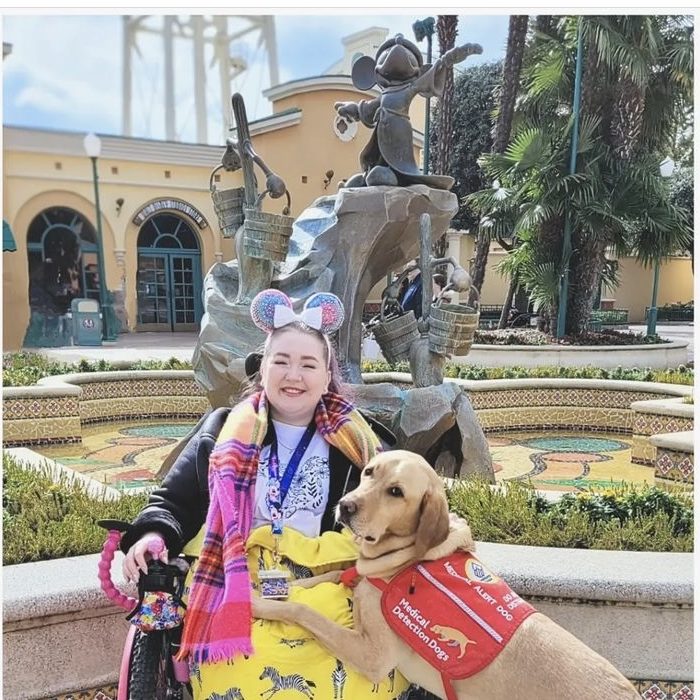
[342,552,535,700]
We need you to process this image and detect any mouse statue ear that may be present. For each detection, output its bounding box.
[351,55,377,91]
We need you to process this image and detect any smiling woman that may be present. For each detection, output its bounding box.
[116,288,411,699]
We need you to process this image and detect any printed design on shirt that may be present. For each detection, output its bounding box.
[205,689,245,700]
[258,455,329,519]
[332,659,347,699]
[259,665,317,698]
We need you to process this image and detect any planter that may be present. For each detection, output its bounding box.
[455,340,689,370]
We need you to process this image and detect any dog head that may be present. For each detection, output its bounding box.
[337,450,450,559]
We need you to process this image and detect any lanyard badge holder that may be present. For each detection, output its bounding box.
[259,422,315,600]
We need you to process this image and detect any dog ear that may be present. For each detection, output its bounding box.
[415,487,450,557]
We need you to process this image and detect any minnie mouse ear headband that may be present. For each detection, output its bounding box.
[250,289,345,336]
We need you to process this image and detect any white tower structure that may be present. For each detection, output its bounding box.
[324,27,389,74]
[122,15,279,144]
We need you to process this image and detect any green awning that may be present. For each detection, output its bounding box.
[3,220,17,252]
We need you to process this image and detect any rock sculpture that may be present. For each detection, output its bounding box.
[193,80,494,480]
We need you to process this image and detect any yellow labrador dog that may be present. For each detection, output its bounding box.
[253,450,641,699]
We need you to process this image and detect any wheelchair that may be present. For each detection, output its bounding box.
[98,520,440,700]
[98,519,192,700]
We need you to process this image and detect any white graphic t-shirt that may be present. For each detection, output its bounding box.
[252,420,330,538]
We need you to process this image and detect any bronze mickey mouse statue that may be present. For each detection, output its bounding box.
[335,33,482,190]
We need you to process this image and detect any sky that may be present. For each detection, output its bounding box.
[2,13,510,145]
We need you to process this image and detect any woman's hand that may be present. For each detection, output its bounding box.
[122,531,168,583]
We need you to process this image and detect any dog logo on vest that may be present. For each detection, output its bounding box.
[464,558,500,585]
[430,625,477,659]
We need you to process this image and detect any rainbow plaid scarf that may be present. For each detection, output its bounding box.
[178,389,381,664]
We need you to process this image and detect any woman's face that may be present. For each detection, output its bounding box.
[260,327,331,426]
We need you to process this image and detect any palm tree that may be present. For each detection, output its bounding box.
[471,15,528,296]
[433,14,459,261]
[468,15,693,335]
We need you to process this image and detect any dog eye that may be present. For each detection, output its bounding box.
[388,486,403,498]
[363,467,374,477]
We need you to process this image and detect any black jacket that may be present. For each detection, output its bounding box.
[120,406,394,556]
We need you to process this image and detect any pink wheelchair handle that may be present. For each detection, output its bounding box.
[98,528,164,612]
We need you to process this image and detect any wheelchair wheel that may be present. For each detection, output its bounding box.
[127,629,188,700]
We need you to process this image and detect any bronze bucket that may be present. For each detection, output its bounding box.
[370,312,419,364]
[209,165,245,238]
[242,190,294,262]
[428,293,480,357]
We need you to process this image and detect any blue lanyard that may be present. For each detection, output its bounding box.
[266,421,316,536]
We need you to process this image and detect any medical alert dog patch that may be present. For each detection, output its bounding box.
[370,552,536,680]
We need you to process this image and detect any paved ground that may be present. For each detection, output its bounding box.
[31,324,694,366]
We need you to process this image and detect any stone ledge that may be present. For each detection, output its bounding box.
[361,372,691,397]
[37,369,200,386]
[630,396,694,418]
[453,340,689,369]
[4,543,691,626]
[649,431,694,453]
[3,542,692,698]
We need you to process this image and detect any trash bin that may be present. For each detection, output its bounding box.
[71,298,103,346]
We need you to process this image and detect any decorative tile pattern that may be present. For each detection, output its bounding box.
[633,413,693,437]
[36,680,692,700]
[80,396,209,422]
[655,448,694,483]
[468,388,665,411]
[632,435,657,465]
[80,378,203,401]
[478,407,632,433]
[631,415,693,465]
[3,396,80,420]
[41,685,117,700]
[635,681,694,699]
[3,416,82,445]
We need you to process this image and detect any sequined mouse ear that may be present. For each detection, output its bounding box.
[304,293,345,335]
[251,289,292,333]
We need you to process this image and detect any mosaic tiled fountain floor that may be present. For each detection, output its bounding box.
[36,420,197,489]
[489,431,653,492]
[35,421,654,493]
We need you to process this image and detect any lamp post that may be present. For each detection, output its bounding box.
[413,16,435,175]
[555,20,584,338]
[647,156,675,336]
[83,132,119,341]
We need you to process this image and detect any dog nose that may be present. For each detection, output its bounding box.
[338,499,357,521]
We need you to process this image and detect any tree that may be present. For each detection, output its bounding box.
[468,15,694,335]
[670,167,694,269]
[471,15,529,295]
[429,60,503,232]
[432,14,459,261]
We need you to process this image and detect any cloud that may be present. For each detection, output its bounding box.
[3,13,507,143]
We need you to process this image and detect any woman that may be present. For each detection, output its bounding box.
[121,289,410,699]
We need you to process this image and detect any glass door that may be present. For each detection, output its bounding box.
[171,255,201,331]
[136,254,171,331]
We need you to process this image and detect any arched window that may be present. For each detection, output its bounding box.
[26,207,99,315]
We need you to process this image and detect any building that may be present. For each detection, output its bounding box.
[3,28,692,350]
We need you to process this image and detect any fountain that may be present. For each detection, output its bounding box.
[192,34,493,480]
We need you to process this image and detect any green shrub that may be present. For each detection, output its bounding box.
[2,352,193,387]
[359,360,693,386]
[473,329,549,346]
[2,453,148,565]
[2,352,76,387]
[447,479,693,553]
[4,351,692,388]
[130,356,192,371]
